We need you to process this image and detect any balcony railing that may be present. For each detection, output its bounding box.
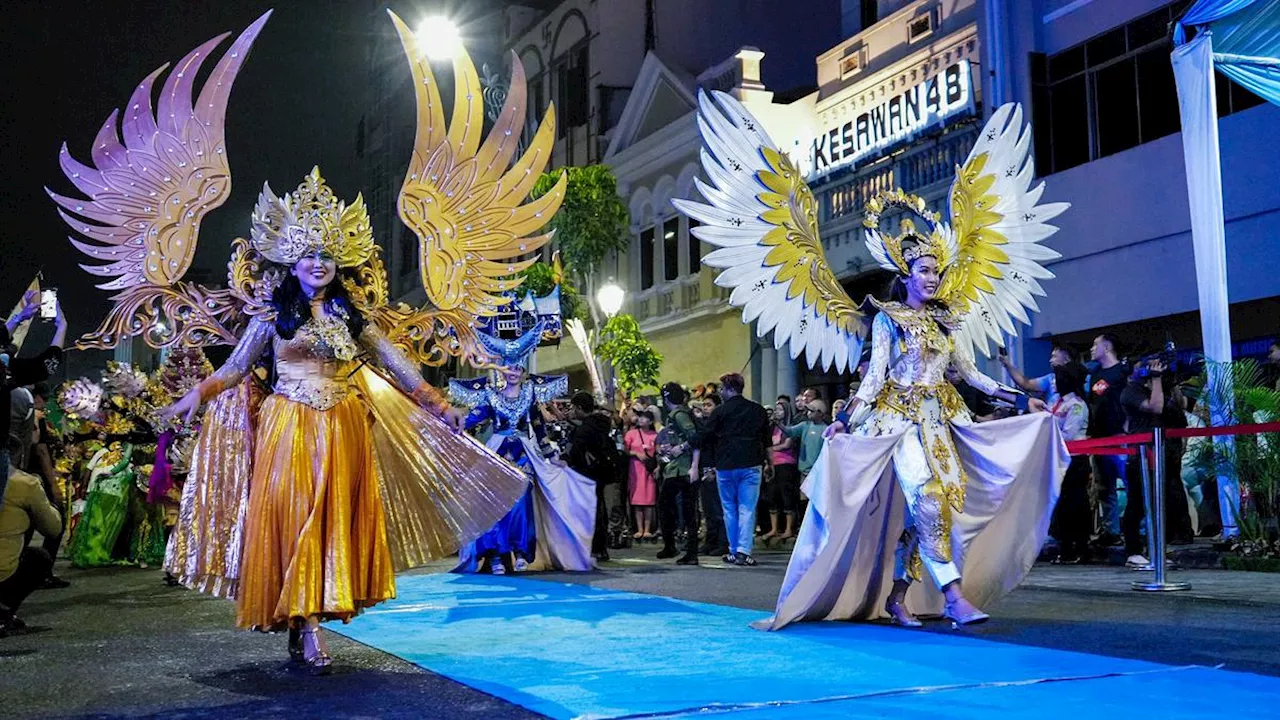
[818,122,980,226]
[631,271,729,326]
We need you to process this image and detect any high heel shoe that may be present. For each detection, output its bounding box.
[885,599,923,628]
[287,626,304,664]
[943,601,990,626]
[299,627,333,675]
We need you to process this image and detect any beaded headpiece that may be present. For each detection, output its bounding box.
[862,189,952,277]
[250,167,374,268]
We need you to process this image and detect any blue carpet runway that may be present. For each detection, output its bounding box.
[332,574,1279,719]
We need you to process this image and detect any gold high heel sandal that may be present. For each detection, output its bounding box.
[299,626,333,675]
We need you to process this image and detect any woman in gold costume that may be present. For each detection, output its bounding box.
[161,172,502,672]
[53,10,559,673]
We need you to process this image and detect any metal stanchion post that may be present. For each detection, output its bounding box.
[1134,427,1190,592]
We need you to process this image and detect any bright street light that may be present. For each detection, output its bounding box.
[417,16,462,61]
[596,280,625,318]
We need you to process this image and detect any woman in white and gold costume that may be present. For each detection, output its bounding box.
[51,12,561,672]
[675,97,1071,630]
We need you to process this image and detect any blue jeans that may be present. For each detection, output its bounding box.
[716,467,762,556]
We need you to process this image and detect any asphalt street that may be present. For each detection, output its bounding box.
[4,547,1278,719]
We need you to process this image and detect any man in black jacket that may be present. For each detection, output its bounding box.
[566,392,616,562]
[3,292,67,509]
[693,373,771,566]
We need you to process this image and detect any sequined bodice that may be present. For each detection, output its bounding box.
[856,302,1000,411]
[204,313,432,412]
[272,315,361,410]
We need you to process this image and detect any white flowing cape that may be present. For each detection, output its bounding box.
[507,434,597,572]
[756,412,1068,630]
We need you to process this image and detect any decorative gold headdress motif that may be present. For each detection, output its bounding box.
[250,167,374,268]
[863,189,951,276]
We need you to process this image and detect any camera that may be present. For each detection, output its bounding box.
[1133,341,1177,379]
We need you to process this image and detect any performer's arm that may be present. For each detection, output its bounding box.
[954,340,1047,413]
[194,317,274,403]
[830,315,892,433]
[850,314,892,409]
[360,324,451,416]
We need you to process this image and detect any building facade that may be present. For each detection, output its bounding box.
[512,0,843,398]
[995,0,1279,375]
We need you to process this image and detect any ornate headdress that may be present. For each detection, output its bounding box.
[862,190,953,276]
[250,167,374,268]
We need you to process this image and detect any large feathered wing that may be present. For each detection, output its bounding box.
[49,12,270,290]
[387,11,564,317]
[673,90,866,373]
[938,102,1069,358]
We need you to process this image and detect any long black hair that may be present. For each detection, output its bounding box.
[271,271,365,341]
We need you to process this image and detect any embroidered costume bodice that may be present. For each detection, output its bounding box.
[201,314,432,411]
[449,373,568,460]
[855,302,1000,420]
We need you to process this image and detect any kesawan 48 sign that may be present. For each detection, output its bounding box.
[809,60,973,180]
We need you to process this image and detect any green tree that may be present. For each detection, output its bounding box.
[595,314,662,399]
[530,165,630,328]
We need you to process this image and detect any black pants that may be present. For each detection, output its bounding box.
[591,481,611,556]
[1052,456,1092,558]
[1123,445,1194,556]
[771,464,801,514]
[659,476,699,552]
[699,471,727,551]
[0,548,53,614]
[602,481,628,544]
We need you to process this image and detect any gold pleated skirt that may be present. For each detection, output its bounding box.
[234,393,395,630]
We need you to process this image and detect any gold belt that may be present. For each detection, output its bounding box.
[273,377,351,411]
[875,380,968,422]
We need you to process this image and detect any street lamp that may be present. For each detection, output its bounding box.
[416,16,462,61]
[596,280,625,318]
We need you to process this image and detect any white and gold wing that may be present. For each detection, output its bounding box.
[379,11,565,365]
[672,90,866,373]
[48,12,272,349]
[938,103,1069,357]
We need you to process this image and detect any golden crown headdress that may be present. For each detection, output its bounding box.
[250,166,374,268]
[862,189,952,276]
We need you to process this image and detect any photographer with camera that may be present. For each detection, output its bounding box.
[1120,352,1195,567]
[3,291,68,509]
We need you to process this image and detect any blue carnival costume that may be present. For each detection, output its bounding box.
[452,309,596,573]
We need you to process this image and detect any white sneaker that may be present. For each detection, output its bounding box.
[1126,554,1151,569]
[492,561,506,575]
[514,558,529,572]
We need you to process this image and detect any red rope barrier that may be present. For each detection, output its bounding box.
[1064,420,1280,456]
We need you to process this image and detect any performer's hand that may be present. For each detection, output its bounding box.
[824,421,845,438]
[688,465,699,482]
[160,389,202,426]
[16,290,40,322]
[1027,397,1048,414]
[442,406,466,431]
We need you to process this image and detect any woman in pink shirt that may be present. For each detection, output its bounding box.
[625,410,659,541]
[762,400,800,544]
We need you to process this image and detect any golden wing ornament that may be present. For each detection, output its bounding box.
[673,91,866,373]
[380,11,565,366]
[935,103,1069,357]
[48,12,272,349]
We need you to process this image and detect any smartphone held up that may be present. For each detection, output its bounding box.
[40,288,58,319]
